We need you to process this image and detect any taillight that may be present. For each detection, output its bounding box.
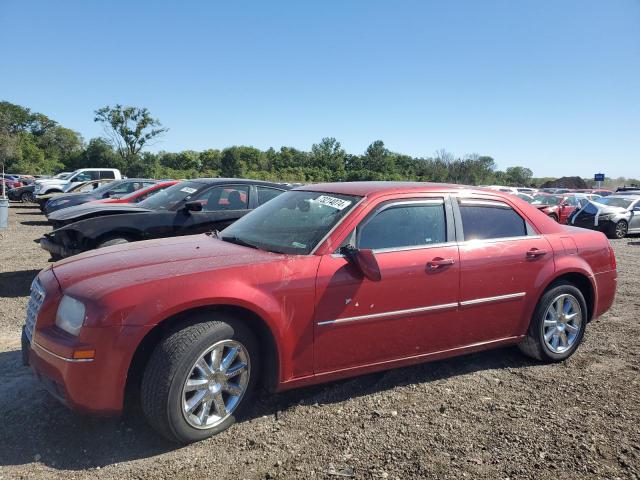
[608,245,617,270]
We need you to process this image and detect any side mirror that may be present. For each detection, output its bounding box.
[340,245,382,281]
[183,201,203,213]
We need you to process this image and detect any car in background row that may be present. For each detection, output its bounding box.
[40,178,291,259]
[23,182,617,443]
[46,180,179,228]
[570,195,640,239]
[43,179,160,217]
[7,183,37,202]
[36,180,112,210]
[33,168,122,195]
[90,180,179,205]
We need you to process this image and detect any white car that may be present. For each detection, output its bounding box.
[33,168,122,195]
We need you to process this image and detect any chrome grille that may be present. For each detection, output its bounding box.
[24,278,45,344]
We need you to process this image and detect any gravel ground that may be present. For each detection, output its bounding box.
[0,204,638,480]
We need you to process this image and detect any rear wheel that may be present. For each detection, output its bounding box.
[610,220,628,239]
[21,191,34,203]
[140,316,258,443]
[519,282,587,362]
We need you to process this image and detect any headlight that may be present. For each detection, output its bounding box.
[55,295,86,336]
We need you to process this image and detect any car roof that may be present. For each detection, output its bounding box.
[189,178,292,189]
[296,181,480,197]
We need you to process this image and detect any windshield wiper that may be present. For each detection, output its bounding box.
[220,235,259,250]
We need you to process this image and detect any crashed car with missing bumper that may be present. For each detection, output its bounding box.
[40,178,290,259]
[569,195,640,239]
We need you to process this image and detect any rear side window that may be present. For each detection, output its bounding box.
[458,199,527,240]
[257,187,284,205]
[100,170,116,179]
[357,201,446,250]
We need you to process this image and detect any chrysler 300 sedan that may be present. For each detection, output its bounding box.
[22,182,617,443]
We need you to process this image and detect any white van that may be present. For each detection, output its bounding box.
[33,168,122,195]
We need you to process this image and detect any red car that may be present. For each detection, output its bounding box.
[529,193,563,221]
[89,180,179,204]
[22,183,617,443]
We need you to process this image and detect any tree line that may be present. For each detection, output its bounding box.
[0,100,573,187]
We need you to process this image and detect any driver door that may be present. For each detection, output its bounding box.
[174,185,252,235]
[313,196,460,373]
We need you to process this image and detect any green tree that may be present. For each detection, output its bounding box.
[94,105,167,166]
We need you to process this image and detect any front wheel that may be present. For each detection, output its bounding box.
[140,316,259,443]
[97,237,130,248]
[518,282,587,362]
[548,214,558,222]
[21,191,35,203]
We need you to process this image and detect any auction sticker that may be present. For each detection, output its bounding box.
[180,187,198,194]
[315,195,351,210]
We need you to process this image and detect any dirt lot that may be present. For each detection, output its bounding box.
[0,204,638,480]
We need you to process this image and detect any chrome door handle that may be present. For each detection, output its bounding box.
[427,257,455,269]
[526,248,547,259]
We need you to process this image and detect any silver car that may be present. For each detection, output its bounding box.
[570,195,640,239]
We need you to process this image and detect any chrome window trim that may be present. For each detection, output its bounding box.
[331,240,458,257]
[457,235,542,246]
[459,292,526,307]
[310,196,367,255]
[33,341,94,363]
[318,292,527,326]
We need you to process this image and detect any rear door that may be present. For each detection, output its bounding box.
[454,197,555,343]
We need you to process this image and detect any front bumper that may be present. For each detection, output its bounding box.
[40,237,81,258]
[23,322,150,416]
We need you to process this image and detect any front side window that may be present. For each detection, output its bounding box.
[357,201,446,250]
[459,199,527,240]
[197,186,250,211]
[138,181,210,210]
[221,191,360,254]
[73,171,95,182]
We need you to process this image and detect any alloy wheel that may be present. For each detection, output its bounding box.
[542,294,583,354]
[615,221,628,239]
[181,339,250,429]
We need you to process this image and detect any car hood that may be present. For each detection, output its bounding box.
[51,234,283,290]
[48,203,148,221]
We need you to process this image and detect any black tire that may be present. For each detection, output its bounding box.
[97,237,130,248]
[518,281,587,362]
[549,214,558,222]
[140,315,259,443]
[21,191,34,203]
[609,220,628,239]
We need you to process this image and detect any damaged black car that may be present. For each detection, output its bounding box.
[569,195,640,239]
[40,178,291,259]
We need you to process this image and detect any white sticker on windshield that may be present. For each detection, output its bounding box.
[315,195,351,210]
[180,187,197,194]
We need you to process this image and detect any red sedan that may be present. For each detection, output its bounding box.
[90,180,179,204]
[22,182,617,443]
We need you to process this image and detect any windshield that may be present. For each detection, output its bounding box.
[595,197,634,209]
[221,190,361,254]
[138,181,208,210]
[531,195,560,206]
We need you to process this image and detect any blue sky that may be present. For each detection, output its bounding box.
[1,0,639,178]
